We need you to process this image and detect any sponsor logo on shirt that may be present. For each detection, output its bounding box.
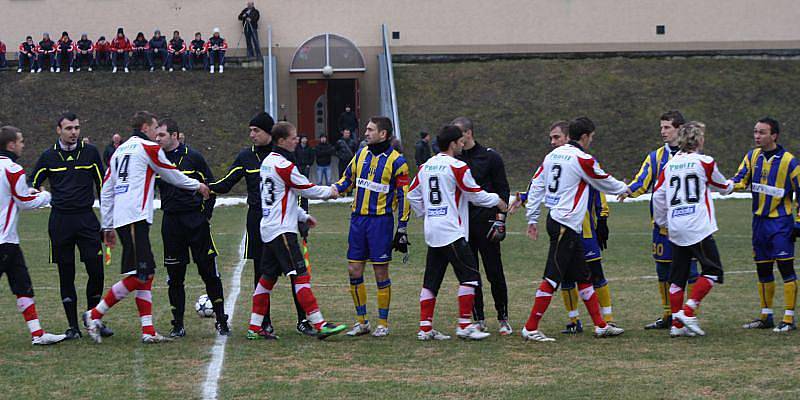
[672,205,696,218]
[114,184,129,194]
[356,178,390,194]
[427,206,448,217]
[545,194,560,207]
[262,209,271,217]
[751,183,785,198]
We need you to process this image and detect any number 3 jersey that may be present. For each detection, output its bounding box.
[652,152,733,246]
[259,149,332,243]
[526,142,627,233]
[407,153,501,248]
[101,134,201,229]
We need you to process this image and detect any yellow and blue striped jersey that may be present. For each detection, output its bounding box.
[334,146,410,227]
[582,189,609,239]
[628,144,675,223]
[732,145,800,221]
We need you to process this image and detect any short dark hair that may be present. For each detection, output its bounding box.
[548,120,569,134]
[131,111,156,130]
[437,125,463,151]
[419,131,429,139]
[57,112,79,128]
[271,121,295,142]
[660,110,686,128]
[757,117,780,136]
[158,118,179,135]
[568,116,595,140]
[369,116,393,137]
[0,126,21,151]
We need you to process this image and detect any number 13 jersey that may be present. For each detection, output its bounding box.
[652,152,733,246]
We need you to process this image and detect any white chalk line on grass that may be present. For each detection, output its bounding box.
[202,231,247,400]
[133,348,147,400]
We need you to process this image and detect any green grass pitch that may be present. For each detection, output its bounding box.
[0,200,798,399]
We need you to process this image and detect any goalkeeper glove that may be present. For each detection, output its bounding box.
[298,221,310,241]
[393,226,409,254]
[487,213,506,243]
[596,217,609,250]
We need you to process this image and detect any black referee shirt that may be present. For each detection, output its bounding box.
[31,140,104,213]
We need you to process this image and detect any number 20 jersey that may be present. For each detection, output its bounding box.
[259,151,332,243]
[526,143,628,233]
[652,152,733,247]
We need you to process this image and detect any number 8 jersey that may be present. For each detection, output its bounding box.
[259,150,332,243]
[652,152,733,246]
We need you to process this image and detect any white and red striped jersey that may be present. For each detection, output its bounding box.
[0,156,51,244]
[407,153,500,248]
[101,135,200,229]
[259,150,332,242]
[526,143,628,232]
[652,152,733,247]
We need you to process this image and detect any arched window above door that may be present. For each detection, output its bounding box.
[290,34,366,73]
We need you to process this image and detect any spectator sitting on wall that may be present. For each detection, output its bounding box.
[36,32,57,73]
[55,32,75,73]
[238,1,262,59]
[188,32,208,71]
[314,135,335,186]
[93,36,112,70]
[147,30,167,72]
[335,129,356,179]
[17,36,37,73]
[167,30,187,72]
[0,39,7,68]
[414,131,432,167]
[110,27,132,73]
[205,28,227,74]
[132,32,149,70]
[103,133,122,167]
[295,135,315,178]
[338,105,359,135]
[75,34,93,72]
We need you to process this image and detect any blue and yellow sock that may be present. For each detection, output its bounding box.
[595,283,613,322]
[783,280,796,324]
[349,276,368,324]
[561,287,580,324]
[376,279,391,327]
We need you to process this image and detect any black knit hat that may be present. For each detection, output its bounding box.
[249,112,275,134]
[436,125,463,151]
[117,27,124,35]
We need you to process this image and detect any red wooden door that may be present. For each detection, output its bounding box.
[296,79,328,144]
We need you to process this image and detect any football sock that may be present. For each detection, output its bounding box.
[457,285,476,329]
[167,263,187,324]
[783,280,797,324]
[293,275,325,330]
[683,276,716,317]
[561,286,580,324]
[290,281,305,323]
[249,276,274,331]
[668,284,685,328]
[658,281,671,320]
[91,275,139,320]
[135,277,155,336]
[349,276,368,324]
[376,279,391,327]
[419,287,436,333]
[578,282,606,329]
[17,296,43,337]
[524,280,555,332]
[57,261,79,328]
[85,254,104,310]
[198,259,226,321]
[756,261,776,319]
[595,284,613,322]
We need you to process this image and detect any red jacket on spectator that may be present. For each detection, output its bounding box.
[93,40,112,53]
[111,37,132,52]
[19,41,37,55]
[0,41,6,55]
[205,36,228,52]
[57,38,76,53]
[168,38,186,54]
[37,39,57,54]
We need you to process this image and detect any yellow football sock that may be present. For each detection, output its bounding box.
[783,280,796,324]
[659,281,671,319]
[561,288,580,323]
[349,277,368,324]
[758,280,776,320]
[596,284,613,322]
[376,279,391,327]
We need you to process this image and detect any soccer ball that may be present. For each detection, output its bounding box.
[195,294,215,318]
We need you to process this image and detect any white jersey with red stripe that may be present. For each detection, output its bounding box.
[0,156,51,244]
[526,143,628,233]
[101,135,200,229]
[652,151,733,247]
[407,153,501,248]
[259,151,332,243]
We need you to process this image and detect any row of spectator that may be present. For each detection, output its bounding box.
[1,27,228,74]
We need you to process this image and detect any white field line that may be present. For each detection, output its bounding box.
[202,232,247,400]
[133,348,146,400]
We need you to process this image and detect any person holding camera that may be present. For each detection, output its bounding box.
[238,2,262,59]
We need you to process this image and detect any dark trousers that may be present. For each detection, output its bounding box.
[670,236,724,288]
[94,52,111,68]
[75,52,93,69]
[18,53,36,70]
[0,53,6,68]
[56,51,73,69]
[470,208,509,321]
[188,53,208,70]
[38,53,56,69]
[131,50,148,68]
[147,49,167,69]
[111,51,129,68]
[209,50,226,67]
[244,27,261,58]
[166,52,187,69]
[423,238,481,296]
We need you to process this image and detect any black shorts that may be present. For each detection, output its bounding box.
[245,207,264,260]
[670,235,724,287]
[543,214,591,286]
[162,212,218,266]
[261,233,308,280]
[116,220,156,277]
[0,243,34,296]
[48,209,102,264]
[423,238,481,294]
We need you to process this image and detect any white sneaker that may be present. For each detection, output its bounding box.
[82,311,102,343]
[50,67,54,72]
[675,310,705,336]
[141,333,172,344]
[346,321,371,336]
[124,67,129,73]
[32,332,67,345]
[371,325,389,337]
[498,320,513,336]
[181,67,186,72]
[56,68,61,73]
[150,67,154,72]
[112,67,117,73]
[474,320,487,332]
[669,326,695,338]
[594,323,625,338]
[417,329,451,341]
[456,324,491,340]
[219,65,224,73]
[36,68,42,73]
[169,68,174,72]
[521,327,555,342]
[69,67,74,73]
[76,68,81,72]
[210,66,215,74]
[17,68,22,73]
[88,67,93,72]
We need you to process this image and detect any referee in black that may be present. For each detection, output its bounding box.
[31,112,112,340]
[452,117,512,335]
[209,112,314,336]
[153,119,230,337]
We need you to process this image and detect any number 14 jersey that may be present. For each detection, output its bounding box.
[652,152,733,246]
